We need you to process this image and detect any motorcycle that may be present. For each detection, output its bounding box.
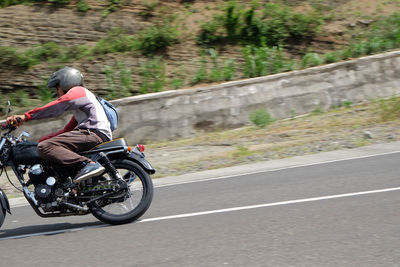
[0,102,154,228]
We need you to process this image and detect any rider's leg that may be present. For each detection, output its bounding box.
[37,129,104,182]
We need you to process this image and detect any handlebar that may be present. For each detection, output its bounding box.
[1,117,20,131]
[1,123,14,131]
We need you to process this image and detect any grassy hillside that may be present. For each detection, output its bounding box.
[0,0,400,114]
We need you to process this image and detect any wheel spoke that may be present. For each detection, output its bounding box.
[99,167,144,216]
[88,160,153,225]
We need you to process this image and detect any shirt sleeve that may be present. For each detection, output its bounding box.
[24,87,86,121]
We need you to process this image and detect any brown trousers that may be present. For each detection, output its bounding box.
[37,129,103,166]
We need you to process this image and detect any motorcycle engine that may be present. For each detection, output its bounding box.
[35,184,52,199]
[28,164,47,184]
[28,164,58,202]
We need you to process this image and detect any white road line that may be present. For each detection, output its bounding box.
[3,186,400,240]
[155,150,400,188]
[140,186,400,222]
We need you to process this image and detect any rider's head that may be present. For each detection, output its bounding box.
[47,67,84,95]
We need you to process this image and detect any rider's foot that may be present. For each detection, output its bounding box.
[73,161,105,184]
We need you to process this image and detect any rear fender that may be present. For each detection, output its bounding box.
[0,188,11,214]
[124,152,156,175]
[87,149,156,175]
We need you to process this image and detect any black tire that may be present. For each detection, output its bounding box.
[89,159,153,225]
[0,206,5,229]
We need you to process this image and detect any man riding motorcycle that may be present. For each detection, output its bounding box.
[6,66,111,184]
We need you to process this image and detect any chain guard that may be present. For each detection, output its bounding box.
[81,179,129,203]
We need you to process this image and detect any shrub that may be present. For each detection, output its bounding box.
[343,13,400,59]
[0,0,22,7]
[249,109,274,127]
[242,44,294,78]
[222,59,235,81]
[134,24,179,55]
[196,17,224,45]
[37,78,55,103]
[0,46,36,69]
[9,89,32,107]
[191,53,208,85]
[197,1,324,47]
[77,0,90,12]
[104,62,132,99]
[324,51,340,63]
[208,48,222,82]
[139,58,166,93]
[26,42,63,62]
[378,96,400,121]
[139,0,158,18]
[191,48,237,85]
[224,0,242,40]
[102,0,122,17]
[301,51,323,68]
[368,13,400,46]
[92,29,135,55]
[47,0,69,5]
[64,45,91,60]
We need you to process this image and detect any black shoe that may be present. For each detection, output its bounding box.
[73,162,105,184]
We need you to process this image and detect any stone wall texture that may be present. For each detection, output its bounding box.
[12,50,400,144]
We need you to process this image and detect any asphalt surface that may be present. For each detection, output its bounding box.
[2,142,400,266]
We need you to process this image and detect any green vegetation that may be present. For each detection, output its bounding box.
[37,78,55,103]
[1,0,112,12]
[139,58,166,94]
[91,29,135,55]
[0,42,91,70]
[0,0,68,7]
[196,1,323,46]
[76,0,90,12]
[2,0,400,105]
[102,0,123,16]
[301,51,323,68]
[191,48,237,85]
[249,109,275,127]
[139,0,159,18]
[377,95,400,121]
[0,23,178,70]
[242,44,294,77]
[134,23,179,55]
[343,12,400,57]
[233,144,252,157]
[104,62,132,99]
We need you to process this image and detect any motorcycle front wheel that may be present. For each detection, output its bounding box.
[88,159,153,225]
[0,205,5,228]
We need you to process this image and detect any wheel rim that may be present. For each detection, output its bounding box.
[95,165,145,216]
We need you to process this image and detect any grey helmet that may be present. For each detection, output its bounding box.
[47,67,84,92]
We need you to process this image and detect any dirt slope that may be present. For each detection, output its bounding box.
[1,0,399,96]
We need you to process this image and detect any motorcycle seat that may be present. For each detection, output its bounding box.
[81,138,128,154]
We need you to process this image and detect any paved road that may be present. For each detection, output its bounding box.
[1,143,400,266]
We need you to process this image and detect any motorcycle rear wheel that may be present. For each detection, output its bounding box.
[88,159,153,225]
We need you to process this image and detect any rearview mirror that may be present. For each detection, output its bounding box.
[6,101,11,116]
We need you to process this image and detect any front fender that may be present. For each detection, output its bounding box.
[0,188,11,214]
[125,152,156,175]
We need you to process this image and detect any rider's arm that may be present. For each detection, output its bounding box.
[24,87,86,121]
[38,116,78,142]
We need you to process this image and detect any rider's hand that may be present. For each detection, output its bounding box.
[6,114,27,126]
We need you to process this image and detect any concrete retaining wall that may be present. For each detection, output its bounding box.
[16,50,400,143]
